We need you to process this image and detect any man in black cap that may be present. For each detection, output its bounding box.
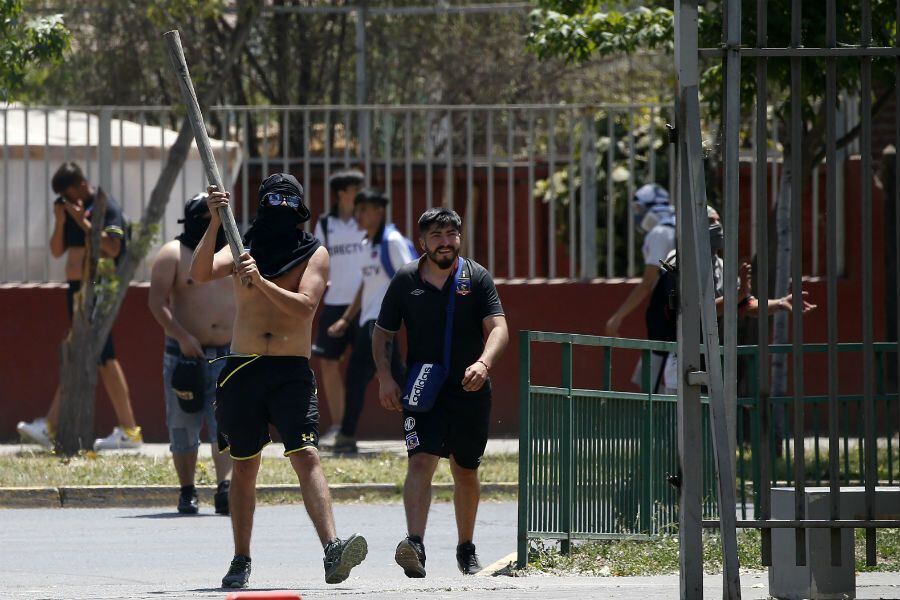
[191,174,367,589]
[148,193,234,515]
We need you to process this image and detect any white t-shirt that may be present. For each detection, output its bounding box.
[642,223,676,268]
[313,214,366,306]
[359,227,415,325]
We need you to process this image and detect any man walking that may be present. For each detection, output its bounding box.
[312,170,366,446]
[17,162,143,451]
[325,188,411,453]
[604,183,676,393]
[191,174,367,589]
[372,207,508,576]
[148,193,234,515]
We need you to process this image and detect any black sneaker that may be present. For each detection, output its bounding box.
[330,433,358,454]
[214,480,230,515]
[456,542,482,575]
[221,554,251,588]
[323,533,368,584]
[395,536,426,578]
[177,486,198,515]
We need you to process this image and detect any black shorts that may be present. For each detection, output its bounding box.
[66,280,115,364]
[401,391,491,470]
[312,304,356,360]
[215,355,320,459]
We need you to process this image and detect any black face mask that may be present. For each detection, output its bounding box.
[709,222,724,254]
[244,205,320,279]
[176,196,227,251]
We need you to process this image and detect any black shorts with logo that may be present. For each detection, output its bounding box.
[215,355,320,459]
[312,304,356,360]
[401,391,491,470]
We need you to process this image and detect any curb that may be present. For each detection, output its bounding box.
[0,482,516,509]
[475,551,518,577]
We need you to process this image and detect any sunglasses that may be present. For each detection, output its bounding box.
[260,192,303,210]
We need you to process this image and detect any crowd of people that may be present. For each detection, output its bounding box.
[15,162,510,588]
[14,160,814,589]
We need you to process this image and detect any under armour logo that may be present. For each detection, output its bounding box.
[411,289,425,296]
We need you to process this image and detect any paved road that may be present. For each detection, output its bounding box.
[2,501,899,599]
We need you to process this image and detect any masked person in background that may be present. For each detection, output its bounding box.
[191,174,367,589]
[603,183,676,393]
[648,206,818,395]
[148,193,234,515]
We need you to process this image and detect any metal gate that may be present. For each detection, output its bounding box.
[676,1,900,598]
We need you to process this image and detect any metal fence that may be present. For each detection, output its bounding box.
[2,101,862,284]
[517,333,900,563]
[674,0,900,598]
[517,332,718,557]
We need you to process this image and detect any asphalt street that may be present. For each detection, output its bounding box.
[2,501,899,599]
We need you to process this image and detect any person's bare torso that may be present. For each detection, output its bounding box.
[170,243,235,347]
[230,261,313,356]
[65,247,86,280]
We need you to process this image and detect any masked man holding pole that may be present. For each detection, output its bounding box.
[191,174,367,589]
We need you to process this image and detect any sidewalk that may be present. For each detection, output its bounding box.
[0,438,519,458]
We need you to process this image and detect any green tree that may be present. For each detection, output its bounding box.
[529,0,896,400]
[0,0,70,100]
[54,1,261,455]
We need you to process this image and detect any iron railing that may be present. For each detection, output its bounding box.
[2,101,859,284]
[517,332,900,566]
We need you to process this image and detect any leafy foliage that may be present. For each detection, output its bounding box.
[0,0,70,100]
[529,1,899,127]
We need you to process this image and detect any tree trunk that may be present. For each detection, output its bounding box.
[53,1,260,455]
[56,189,108,454]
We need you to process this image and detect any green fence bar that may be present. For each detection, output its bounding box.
[518,331,900,559]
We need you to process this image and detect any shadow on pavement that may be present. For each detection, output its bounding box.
[121,512,220,519]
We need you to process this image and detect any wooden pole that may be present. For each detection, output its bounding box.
[163,29,245,266]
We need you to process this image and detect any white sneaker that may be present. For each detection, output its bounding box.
[93,426,143,451]
[318,425,341,447]
[16,418,53,450]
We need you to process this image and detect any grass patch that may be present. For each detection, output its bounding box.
[0,450,518,488]
[524,528,900,576]
[738,442,900,487]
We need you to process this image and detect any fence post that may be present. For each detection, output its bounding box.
[517,331,532,568]
[580,111,598,279]
[561,342,574,554]
[99,108,113,197]
[640,349,653,534]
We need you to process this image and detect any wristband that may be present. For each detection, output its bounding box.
[477,360,490,371]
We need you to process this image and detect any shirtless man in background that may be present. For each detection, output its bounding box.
[148,193,234,515]
[190,174,367,589]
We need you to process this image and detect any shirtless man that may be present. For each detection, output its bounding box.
[148,193,234,515]
[17,162,142,451]
[190,174,367,589]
